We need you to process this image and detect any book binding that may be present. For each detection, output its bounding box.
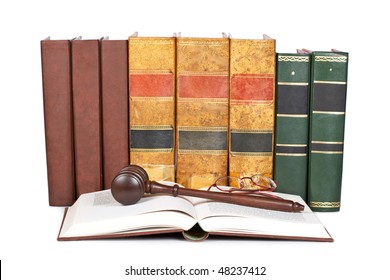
[176,37,229,189]
[129,37,176,181]
[41,38,75,206]
[274,53,311,201]
[308,51,348,212]
[229,38,276,179]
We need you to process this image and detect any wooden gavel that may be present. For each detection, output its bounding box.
[110,165,304,212]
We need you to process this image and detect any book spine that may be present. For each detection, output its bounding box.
[128,37,176,181]
[176,38,229,189]
[101,39,129,189]
[229,39,276,178]
[71,39,103,196]
[308,51,348,211]
[41,39,75,206]
[274,53,311,201]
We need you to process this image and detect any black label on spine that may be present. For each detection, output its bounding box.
[313,83,347,112]
[311,143,344,152]
[277,85,308,115]
[275,146,307,154]
[179,130,227,151]
[231,132,273,153]
[130,129,173,149]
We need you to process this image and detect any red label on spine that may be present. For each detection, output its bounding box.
[130,73,173,97]
[179,75,229,98]
[231,74,274,101]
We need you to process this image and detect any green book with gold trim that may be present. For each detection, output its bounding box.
[308,51,348,212]
[274,53,311,201]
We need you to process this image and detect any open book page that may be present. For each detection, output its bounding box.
[59,190,198,238]
[59,187,332,241]
[191,192,332,239]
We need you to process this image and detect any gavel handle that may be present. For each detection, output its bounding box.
[147,181,304,212]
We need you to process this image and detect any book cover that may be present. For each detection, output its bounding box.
[308,51,349,212]
[229,37,276,179]
[274,53,311,201]
[101,38,129,189]
[71,39,103,197]
[176,37,229,189]
[128,36,175,181]
[41,38,75,206]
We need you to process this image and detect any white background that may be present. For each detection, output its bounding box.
[1,0,389,279]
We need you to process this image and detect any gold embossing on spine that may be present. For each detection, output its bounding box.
[314,56,347,63]
[312,111,345,115]
[277,114,308,118]
[313,81,347,85]
[309,201,340,208]
[277,82,309,86]
[278,56,310,62]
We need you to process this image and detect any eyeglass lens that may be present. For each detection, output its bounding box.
[251,175,274,189]
[215,176,241,188]
[215,175,275,190]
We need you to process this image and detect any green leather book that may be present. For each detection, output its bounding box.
[308,51,348,212]
[274,53,311,201]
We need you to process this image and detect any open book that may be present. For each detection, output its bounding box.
[58,187,333,242]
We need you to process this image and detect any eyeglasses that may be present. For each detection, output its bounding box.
[207,174,279,198]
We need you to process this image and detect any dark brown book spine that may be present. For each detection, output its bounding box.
[71,39,103,196]
[101,39,129,189]
[41,39,76,206]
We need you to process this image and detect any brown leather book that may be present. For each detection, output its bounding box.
[71,39,103,196]
[41,37,75,206]
[229,37,276,179]
[176,37,229,189]
[128,36,176,181]
[101,39,129,189]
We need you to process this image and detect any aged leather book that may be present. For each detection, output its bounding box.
[229,37,276,179]
[101,39,129,189]
[308,51,349,212]
[128,36,175,181]
[71,39,103,196]
[41,38,75,206]
[274,53,311,201]
[176,37,229,189]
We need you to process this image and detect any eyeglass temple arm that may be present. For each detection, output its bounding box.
[148,181,304,212]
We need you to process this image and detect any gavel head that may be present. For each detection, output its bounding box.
[111,165,149,205]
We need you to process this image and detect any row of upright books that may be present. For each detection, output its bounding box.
[275,51,348,212]
[40,34,348,212]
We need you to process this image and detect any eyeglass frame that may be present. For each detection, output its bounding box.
[207,174,281,199]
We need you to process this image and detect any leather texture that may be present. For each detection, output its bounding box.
[229,38,276,179]
[128,37,175,178]
[101,39,130,189]
[71,39,103,197]
[308,51,348,212]
[41,39,75,206]
[176,37,229,189]
[274,53,311,201]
